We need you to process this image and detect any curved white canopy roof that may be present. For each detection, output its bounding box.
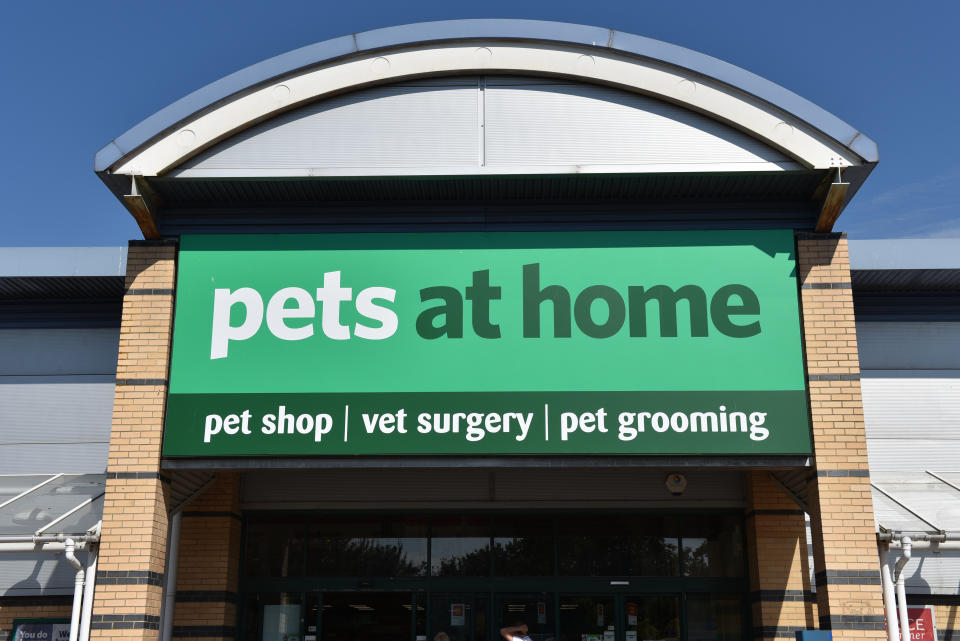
[96,19,877,178]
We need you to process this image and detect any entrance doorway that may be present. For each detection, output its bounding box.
[240,513,747,641]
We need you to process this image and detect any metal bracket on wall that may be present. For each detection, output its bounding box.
[123,175,163,240]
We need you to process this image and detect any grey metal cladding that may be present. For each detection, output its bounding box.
[483,81,790,167]
[862,377,960,444]
[175,78,792,176]
[0,443,108,475]
[0,377,116,444]
[0,328,120,375]
[857,322,960,370]
[175,83,480,173]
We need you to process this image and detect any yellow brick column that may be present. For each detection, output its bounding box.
[91,240,178,641]
[746,472,817,640]
[796,232,885,640]
[170,473,242,641]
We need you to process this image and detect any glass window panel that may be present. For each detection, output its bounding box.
[678,515,744,577]
[624,596,680,641]
[685,594,743,641]
[558,596,615,641]
[245,519,305,577]
[431,517,490,576]
[557,516,679,576]
[307,516,428,577]
[493,517,554,576]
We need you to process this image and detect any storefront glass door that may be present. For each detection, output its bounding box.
[240,513,747,641]
[429,593,487,641]
[495,594,554,641]
[558,595,615,641]
[624,596,681,641]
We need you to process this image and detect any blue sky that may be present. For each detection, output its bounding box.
[1,0,958,245]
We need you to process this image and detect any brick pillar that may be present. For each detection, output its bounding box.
[171,473,242,641]
[796,233,885,640]
[92,240,178,641]
[746,472,817,640]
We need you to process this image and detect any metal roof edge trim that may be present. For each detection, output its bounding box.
[94,18,877,172]
[850,239,960,271]
[0,247,127,277]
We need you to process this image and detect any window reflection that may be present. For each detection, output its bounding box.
[242,512,745,579]
[307,517,428,576]
[680,515,744,577]
[245,519,305,577]
[431,516,490,576]
[493,517,553,576]
[557,516,680,576]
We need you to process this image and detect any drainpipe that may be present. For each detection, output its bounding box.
[879,544,899,641]
[894,536,912,641]
[159,510,183,641]
[64,539,85,641]
[78,523,101,641]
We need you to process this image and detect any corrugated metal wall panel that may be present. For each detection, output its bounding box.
[858,322,960,370]
[0,328,119,375]
[484,82,789,167]
[867,439,960,473]
[178,83,480,171]
[0,550,89,596]
[0,377,115,444]
[0,444,108,475]
[240,469,744,508]
[862,377,960,443]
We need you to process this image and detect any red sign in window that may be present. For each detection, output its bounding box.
[907,607,937,641]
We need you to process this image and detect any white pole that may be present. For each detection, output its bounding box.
[63,539,85,641]
[79,541,99,641]
[880,544,899,641]
[895,537,913,641]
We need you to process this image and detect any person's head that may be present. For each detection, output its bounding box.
[513,623,528,635]
[434,632,450,641]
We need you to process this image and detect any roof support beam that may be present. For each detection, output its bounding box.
[123,175,162,240]
[814,168,850,232]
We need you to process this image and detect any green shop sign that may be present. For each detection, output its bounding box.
[163,231,810,457]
